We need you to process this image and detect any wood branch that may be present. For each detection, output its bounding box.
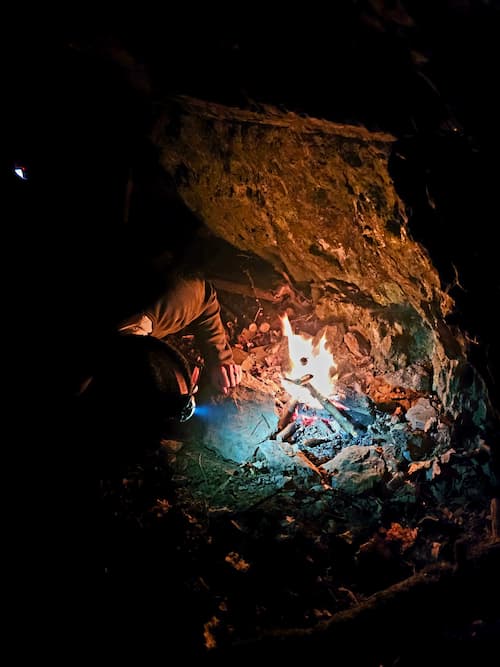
[277,398,299,432]
[275,421,298,442]
[209,278,282,302]
[346,404,372,418]
[302,437,331,447]
[220,540,500,661]
[491,497,499,541]
[293,450,324,478]
[303,382,358,437]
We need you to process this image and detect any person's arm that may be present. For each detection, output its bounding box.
[191,281,242,394]
[116,277,241,394]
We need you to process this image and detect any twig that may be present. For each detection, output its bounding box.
[261,413,271,430]
[209,475,234,501]
[276,421,299,442]
[491,497,499,542]
[337,587,360,606]
[303,382,358,437]
[277,398,299,432]
[302,437,331,447]
[253,306,264,322]
[251,416,266,437]
[444,262,467,295]
[243,268,260,305]
[293,450,324,477]
[198,452,208,484]
[209,278,284,302]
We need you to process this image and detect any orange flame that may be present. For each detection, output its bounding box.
[280,313,337,408]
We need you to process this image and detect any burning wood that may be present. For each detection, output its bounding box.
[276,420,299,442]
[305,383,358,437]
[277,398,299,432]
[278,313,361,437]
[285,374,358,438]
[269,398,298,441]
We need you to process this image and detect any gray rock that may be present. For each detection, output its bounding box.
[391,482,417,504]
[255,440,296,471]
[255,441,321,484]
[321,445,386,494]
[382,363,432,392]
[203,390,279,463]
[405,397,437,431]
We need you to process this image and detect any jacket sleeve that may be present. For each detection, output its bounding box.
[117,313,153,336]
[191,281,234,366]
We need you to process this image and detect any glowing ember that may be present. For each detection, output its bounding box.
[280,314,337,409]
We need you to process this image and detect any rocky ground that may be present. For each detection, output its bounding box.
[97,282,499,663]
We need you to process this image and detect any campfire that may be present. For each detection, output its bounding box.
[163,275,496,516]
[278,313,362,439]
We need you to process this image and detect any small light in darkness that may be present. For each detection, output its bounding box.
[14,166,28,180]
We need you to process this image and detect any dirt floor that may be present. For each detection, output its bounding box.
[88,260,499,662]
[95,364,499,663]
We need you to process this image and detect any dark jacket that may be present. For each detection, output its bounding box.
[118,276,233,366]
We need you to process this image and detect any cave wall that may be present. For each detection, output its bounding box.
[155,98,437,295]
[153,96,489,422]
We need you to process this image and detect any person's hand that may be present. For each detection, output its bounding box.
[210,363,242,394]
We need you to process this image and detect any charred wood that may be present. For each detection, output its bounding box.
[277,398,299,433]
[303,382,358,438]
[275,421,299,443]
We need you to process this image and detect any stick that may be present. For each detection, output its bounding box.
[303,382,358,437]
[491,497,499,542]
[277,398,299,432]
[276,421,299,442]
[210,278,282,302]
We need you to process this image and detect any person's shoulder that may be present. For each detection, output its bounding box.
[169,275,206,299]
[166,271,206,291]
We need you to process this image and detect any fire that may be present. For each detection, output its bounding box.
[280,313,337,409]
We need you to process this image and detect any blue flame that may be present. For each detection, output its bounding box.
[193,404,211,419]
